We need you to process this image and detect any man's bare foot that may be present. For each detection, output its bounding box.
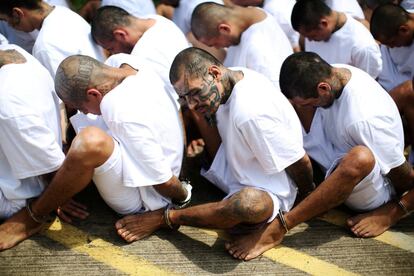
[115,209,166,243]
[224,218,285,261]
[346,201,404,238]
[0,208,44,251]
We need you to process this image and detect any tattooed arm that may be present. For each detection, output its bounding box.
[0,49,26,68]
[387,161,414,196]
[285,153,315,202]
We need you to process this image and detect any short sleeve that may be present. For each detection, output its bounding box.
[352,44,382,79]
[238,116,305,174]
[346,118,405,175]
[117,122,173,186]
[0,115,64,179]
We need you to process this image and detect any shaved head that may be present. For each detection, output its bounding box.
[370,4,409,40]
[169,47,222,86]
[55,55,109,104]
[191,2,232,40]
[91,5,132,43]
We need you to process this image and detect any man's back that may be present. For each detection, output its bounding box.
[325,0,365,19]
[100,67,184,190]
[215,67,304,209]
[263,0,299,49]
[0,44,63,217]
[173,0,224,35]
[318,65,404,173]
[33,6,105,77]
[305,14,382,78]
[224,11,292,87]
[101,0,156,17]
[131,15,188,77]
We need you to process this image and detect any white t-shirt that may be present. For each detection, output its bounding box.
[46,0,70,8]
[0,33,8,45]
[101,0,156,17]
[33,6,105,78]
[0,1,69,53]
[131,15,189,107]
[224,11,293,88]
[0,22,37,53]
[389,41,414,80]
[263,0,300,48]
[0,44,64,201]
[377,45,411,91]
[100,68,184,187]
[305,14,382,79]
[215,67,304,209]
[325,0,365,20]
[401,0,414,10]
[172,0,224,35]
[304,65,405,175]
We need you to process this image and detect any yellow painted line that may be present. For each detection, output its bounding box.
[42,218,177,276]
[199,228,359,276]
[319,209,414,253]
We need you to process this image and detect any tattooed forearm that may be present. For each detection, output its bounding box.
[286,154,314,196]
[387,161,414,195]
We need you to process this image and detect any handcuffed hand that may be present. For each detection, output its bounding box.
[56,198,89,223]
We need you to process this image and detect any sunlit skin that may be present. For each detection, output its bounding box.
[66,90,103,115]
[96,38,134,55]
[290,87,336,109]
[0,12,34,32]
[0,3,54,33]
[378,34,413,48]
[298,26,332,42]
[198,32,240,48]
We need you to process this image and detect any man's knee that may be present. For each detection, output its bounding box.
[390,80,414,110]
[223,187,273,224]
[339,146,375,180]
[67,126,114,167]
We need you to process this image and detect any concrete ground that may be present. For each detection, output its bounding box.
[1,165,414,275]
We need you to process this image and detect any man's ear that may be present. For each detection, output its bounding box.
[398,24,410,36]
[208,65,222,80]
[317,82,331,95]
[217,23,231,35]
[11,7,24,21]
[113,28,128,42]
[86,88,102,101]
[318,18,329,30]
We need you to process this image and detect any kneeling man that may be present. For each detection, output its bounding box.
[113,47,314,259]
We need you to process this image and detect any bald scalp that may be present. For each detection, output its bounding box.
[169,47,222,86]
[55,55,108,104]
[191,2,232,40]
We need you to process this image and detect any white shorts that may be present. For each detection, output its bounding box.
[0,189,25,220]
[326,157,395,212]
[93,140,169,215]
[201,146,285,223]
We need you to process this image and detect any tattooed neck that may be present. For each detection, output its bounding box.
[220,70,243,104]
[0,50,26,68]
